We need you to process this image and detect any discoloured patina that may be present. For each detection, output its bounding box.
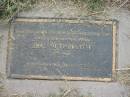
[6,18,118,81]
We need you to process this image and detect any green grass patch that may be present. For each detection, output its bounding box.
[0,0,38,20]
[0,0,105,21]
[72,0,105,11]
[87,0,104,11]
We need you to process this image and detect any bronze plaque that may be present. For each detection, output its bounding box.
[7,18,118,81]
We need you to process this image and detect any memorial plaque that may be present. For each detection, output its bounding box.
[7,18,118,81]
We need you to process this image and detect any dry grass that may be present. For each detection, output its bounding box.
[72,0,105,11]
[0,72,4,96]
[118,69,130,86]
[117,66,130,97]
[0,72,93,97]
[0,0,130,22]
[0,34,3,48]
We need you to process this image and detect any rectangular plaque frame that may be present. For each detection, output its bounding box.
[6,18,118,81]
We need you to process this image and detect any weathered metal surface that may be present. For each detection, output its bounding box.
[7,18,118,81]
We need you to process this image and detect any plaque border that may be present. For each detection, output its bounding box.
[6,18,118,82]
